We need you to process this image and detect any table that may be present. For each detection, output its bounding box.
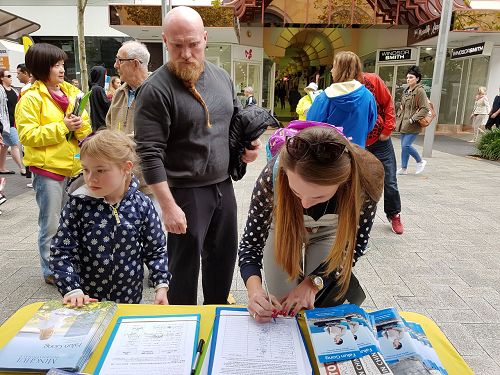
[0,303,473,374]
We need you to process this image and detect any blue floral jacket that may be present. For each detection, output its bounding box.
[50,176,171,303]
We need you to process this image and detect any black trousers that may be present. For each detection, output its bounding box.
[485,115,500,130]
[167,178,238,305]
[366,138,402,219]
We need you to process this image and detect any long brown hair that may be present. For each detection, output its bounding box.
[331,51,363,83]
[273,127,383,301]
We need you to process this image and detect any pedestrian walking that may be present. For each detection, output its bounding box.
[469,86,490,143]
[395,65,429,175]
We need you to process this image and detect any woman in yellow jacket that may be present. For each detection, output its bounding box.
[296,82,320,120]
[15,43,91,285]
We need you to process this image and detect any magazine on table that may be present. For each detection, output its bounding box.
[0,301,117,372]
[304,305,447,375]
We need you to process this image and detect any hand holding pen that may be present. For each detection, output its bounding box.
[246,275,282,323]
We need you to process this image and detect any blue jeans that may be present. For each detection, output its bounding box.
[32,173,68,278]
[366,138,401,218]
[400,133,422,169]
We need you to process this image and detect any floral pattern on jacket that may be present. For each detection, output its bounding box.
[50,176,171,303]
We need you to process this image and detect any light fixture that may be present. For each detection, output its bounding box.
[220,46,223,52]
[425,47,432,51]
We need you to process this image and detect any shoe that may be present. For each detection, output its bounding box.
[467,139,476,143]
[396,168,408,175]
[0,193,6,206]
[27,183,33,188]
[415,160,427,175]
[44,275,56,285]
[390,214,404,234]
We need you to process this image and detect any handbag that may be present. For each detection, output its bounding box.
[418,100,436,128]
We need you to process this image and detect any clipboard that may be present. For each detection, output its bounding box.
[94,314,201,375]
[72,91,92,116]
[208,307,313,375]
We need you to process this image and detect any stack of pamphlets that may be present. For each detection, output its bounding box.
[305,305,447,375]
[0,301,117,372]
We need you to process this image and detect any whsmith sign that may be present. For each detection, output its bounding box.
[378,49,413,62]
[451,42,493,60]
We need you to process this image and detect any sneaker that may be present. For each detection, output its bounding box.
[0,193,6,206]
[27,183,33,188]
[390,214,404,234]
[396,168,407,175]
[415,160,427,175]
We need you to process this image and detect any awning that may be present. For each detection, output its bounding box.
[0,9,40,40]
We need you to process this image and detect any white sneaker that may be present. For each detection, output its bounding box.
[396,168,408,175]
[27,183,33,188]
[415,160,427,175]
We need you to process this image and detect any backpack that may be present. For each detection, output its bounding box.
[266,120,344,160]
[418,101,436,128]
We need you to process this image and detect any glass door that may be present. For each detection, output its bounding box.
[377,64,413,109]
[233,61,261,107]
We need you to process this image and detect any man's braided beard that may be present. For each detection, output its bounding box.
[167,60,204,85]
[167,60,211,127]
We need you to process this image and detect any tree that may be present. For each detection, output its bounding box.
[77,0,88,92]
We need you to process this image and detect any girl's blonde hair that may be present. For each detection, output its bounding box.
[477,86,487,95]
[331,51,363,83]
[273,127,383,302]
[79,129,139,167]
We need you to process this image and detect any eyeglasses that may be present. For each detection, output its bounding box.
[3,75,11,78]
[286,136,346,163]
[115,57,141,65]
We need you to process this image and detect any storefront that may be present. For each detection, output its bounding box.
[372,43,494,129]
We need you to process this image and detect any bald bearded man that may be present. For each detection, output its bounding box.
[134,6,260,305]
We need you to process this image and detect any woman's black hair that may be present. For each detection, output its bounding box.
[406,65,422,83]
[25,43,67,82]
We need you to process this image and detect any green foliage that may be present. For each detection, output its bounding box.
[477,129,500,161]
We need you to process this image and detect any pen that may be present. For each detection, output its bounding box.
[261,269,276,323]
[191,338,205,375]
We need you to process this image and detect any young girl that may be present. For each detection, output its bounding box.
[50,129,171,307]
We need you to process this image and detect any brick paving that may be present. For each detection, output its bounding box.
[1,132,499,374]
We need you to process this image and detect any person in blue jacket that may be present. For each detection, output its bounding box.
[307,51,377,148]
[50,129,171,307]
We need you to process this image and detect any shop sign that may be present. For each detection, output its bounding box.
[378,49,413,62]
[451,42,493,60]
[0,49,9,70]
[408,19,440,45]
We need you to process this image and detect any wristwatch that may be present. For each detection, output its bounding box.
[308,275,324,291]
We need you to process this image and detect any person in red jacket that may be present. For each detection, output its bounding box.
[363,72,404,235]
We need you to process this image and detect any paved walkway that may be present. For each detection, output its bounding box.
[1,134,499,374]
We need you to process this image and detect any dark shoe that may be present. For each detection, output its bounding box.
[44,275,56,285]
[0,170,15,175]
[390,214,404,235]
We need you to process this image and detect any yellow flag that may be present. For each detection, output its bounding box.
[22,35,34,54]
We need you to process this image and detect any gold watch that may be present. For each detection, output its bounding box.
[308,275,324,291]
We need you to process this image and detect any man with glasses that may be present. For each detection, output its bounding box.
[106,40,150,135]
[134,6,260,305]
